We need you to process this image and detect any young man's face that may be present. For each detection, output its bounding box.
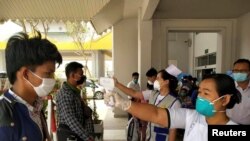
[147,76,156,84]
[26,61,56,95]
[132,75,139,84]
[73,68,85,86]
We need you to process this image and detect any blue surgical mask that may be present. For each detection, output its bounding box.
[195,96,225,117]
[232,73,248,82]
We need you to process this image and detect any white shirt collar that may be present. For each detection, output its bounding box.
[8,89,35,111]
[235,80,250,89]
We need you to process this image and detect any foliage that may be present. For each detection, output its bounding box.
[65,21,94,78]
[89,79,100,123]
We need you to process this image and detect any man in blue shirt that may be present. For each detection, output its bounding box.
[0,32,62,141]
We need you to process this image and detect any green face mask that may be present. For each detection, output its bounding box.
[179,92,187,97]
[195,96,225,117]
[133,79,138,84]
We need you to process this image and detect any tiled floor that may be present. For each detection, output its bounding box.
[94,100,127,141]
[103,108,127,141]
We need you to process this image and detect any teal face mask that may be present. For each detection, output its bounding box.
[195,96,225,117]
[232,73,248,82]
[133,79,138,84]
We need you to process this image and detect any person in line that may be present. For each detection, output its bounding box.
[140,67,158,141]
[126,72,141,140]
[127,72,141,92]
[56,62,94,141]
[0,32,62,141]
[106,73,241,141]
[127,72,141,112]
[113,65,182,141]
[146,67,158,90]
[227,58,250,125]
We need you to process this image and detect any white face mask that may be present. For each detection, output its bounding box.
[25,71,56,97]
[147,80,153,85]
[153,80,160,91]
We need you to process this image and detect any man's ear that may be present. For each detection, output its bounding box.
[70,72,75,79]
[221,94,231,106]
[19,67,29,79]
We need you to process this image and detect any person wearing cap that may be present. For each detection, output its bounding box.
[106,74,241,141]
[113,65,182,141]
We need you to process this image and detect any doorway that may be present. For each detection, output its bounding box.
[153,19,236,76]
[167,31,221,81]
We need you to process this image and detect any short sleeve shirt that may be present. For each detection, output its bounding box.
[168,108,237,141]
[227,81,250,125]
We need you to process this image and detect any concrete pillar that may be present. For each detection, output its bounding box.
[0,51,6,72]
[138,8,153,90]
[92,50,105,78]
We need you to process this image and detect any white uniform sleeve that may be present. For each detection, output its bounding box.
[167,108,187,129]
[142,90,152,101]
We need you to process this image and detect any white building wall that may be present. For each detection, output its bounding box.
[0,51,6,72]
[113,18,138,85]
[188,33,195,75]
[152,19,237,73]
[168,32,190,73]
[237,12,250,59]
[194,33,218,57]
[113,18,138,117]
[138,10,153,90]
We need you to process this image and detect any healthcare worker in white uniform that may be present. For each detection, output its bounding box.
[105,73,241,141]
[113,67,182,141]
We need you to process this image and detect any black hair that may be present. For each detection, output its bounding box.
[132,72,139,77]
[158,69,178,94]
[65,62,83,78]
[5,32,62,84]
[146,67,157,77]
[233,58,250,70]
[202,73,241,109]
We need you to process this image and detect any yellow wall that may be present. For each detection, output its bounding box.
[0,32,112,51]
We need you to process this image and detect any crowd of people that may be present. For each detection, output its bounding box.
[0,31,249,141]
[105,59,250,141]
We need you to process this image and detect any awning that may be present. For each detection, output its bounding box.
[0,32,112,51]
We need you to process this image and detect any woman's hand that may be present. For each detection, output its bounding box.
[104,92,131,111]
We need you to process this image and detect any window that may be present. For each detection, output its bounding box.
[196,53,216,67]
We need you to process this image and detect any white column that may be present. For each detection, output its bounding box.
[0,51,6,72]
[92,51,105,78]
[138,8,153,90]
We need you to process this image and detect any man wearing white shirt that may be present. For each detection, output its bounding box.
[127,72,141,92]
[127,72,141,120]
[227,58,250,125]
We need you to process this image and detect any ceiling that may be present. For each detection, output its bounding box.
[0,0,110,21]
[0,0,142,34]
[1,0,250,34]
[154,0,250,19]
[1,0,250,60]
[0,0,250,33]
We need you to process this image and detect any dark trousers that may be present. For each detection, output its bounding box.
[57,124,83,141]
